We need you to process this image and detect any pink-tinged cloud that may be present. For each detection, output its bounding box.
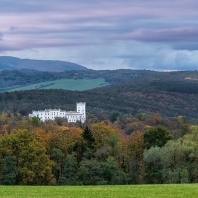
[109,27,198,42]
[0,37,100,52]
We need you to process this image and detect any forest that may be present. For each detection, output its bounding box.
[0,111,197,185]
[1,69,198,185]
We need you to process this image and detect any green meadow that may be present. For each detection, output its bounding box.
[0,184,198,198]
[8,78,109,92]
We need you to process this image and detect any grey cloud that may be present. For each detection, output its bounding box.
[114,55,155,59]
[9,26,17,31]
[0,32,3,40]
[0,1,54,13]
[171,42,198,51]
[122,49,198,71]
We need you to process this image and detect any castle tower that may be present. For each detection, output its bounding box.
[76,102,86,123]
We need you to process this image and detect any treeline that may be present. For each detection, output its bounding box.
[1,85,198,121]
[151,80,198,94]
[0,111,196,185]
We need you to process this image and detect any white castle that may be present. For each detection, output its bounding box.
[29,102,86,123]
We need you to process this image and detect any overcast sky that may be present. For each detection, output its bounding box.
[1,0,198,70]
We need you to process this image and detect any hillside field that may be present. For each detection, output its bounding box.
[0,184,197,198]
[8,78,108,92]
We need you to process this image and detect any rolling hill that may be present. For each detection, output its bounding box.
[0,70,198,120]
[0,56,88,72]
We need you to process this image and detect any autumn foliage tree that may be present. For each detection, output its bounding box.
[0,130,55,185]
[124,131,144,183]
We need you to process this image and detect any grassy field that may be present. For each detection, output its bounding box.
[8,78,109,92]
[0,184,198,198]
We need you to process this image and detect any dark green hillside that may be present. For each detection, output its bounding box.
[0,86,197,120]
[0,89,134,114]
[0,56,88,72]
[90,71,198,118]
[0,69,156,92]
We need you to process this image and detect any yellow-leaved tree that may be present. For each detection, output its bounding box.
[0,129,55,185]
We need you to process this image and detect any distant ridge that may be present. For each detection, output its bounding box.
[0,56,88,72]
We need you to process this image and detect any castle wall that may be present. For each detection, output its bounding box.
[29,103,86,123]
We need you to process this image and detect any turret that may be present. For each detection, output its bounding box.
[76,102,86,123]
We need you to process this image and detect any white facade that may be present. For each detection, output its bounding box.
[29,102,86,123]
